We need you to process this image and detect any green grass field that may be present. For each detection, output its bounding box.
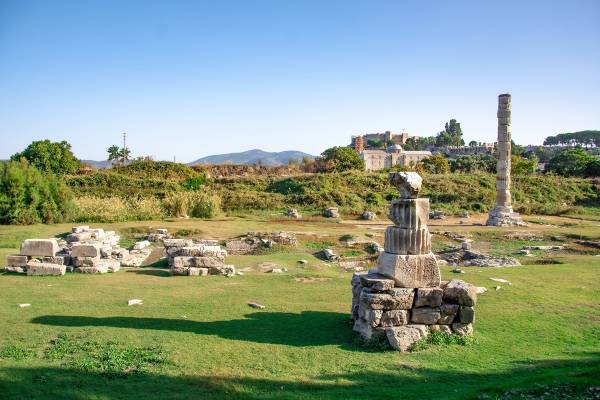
[0,214,599,399]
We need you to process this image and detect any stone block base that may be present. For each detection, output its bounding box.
[486,206,526,227]
[376,252,441,288]
[351,273,476,351]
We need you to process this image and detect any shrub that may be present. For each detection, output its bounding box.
[0,160,75,224]
[11,140,81,175]
[73,196,164,223]
[162,191,221,218]
[112,159,200,181]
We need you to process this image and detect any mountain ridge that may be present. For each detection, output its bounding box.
[188,149,315,166]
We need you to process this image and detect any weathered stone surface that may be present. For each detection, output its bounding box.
[172,256,224,268]
[389,172,422,199]
[386,288,415,309]
[384,225,431,255]
[189,267,209,276]
[359,273,395,291]
[170,266,189,276]
[323,207,340,218]
[358,304,383,327]
[429,324,453,334]
[411,307,441,324]
[27,263,66,276]
[72,256,100,267]
[452,322,474,336]
[42,255,70,265]
[133,240,151,250]
[380,310,409,327]
[362,211,377,220]
[322,248,338,261]
[75,264,109,274]
[72,225,90,233]
[443,279,477,306]
[353,318,386,341]
[376,252,441,288]
[388,198,429,231]
[163,239,195,248]
[459,306,475,324]
[438,303,459,324]
[414,288,443,307]
[385,324,428,352]
[71,244,100,258]
[20,239,59,257]
[7,255,28,267]
[351,272,366,318]
[208,265,236,276]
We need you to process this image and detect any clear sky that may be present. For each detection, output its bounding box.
[1,0,599,162]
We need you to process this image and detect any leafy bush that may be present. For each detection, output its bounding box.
[67,171,180,197]
[11,140,81,175]
[545,147,595,176]
[0,160,75,224]
[181,175,206,190]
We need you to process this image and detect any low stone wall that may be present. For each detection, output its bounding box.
[351,272,476,351]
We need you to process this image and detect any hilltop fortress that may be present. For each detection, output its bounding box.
[351,130,432,171]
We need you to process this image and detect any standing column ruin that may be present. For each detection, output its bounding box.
[486,93,525,226]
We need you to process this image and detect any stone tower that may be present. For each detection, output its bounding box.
[486,93,525,226]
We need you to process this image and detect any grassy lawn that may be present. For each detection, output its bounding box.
[0,214,599,399]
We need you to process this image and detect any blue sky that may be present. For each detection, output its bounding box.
[1,0,599,162]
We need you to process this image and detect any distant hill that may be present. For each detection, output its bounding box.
[188,149,315,166]
[81,159,113,169]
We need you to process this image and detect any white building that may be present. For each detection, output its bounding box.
[361,145,432,171]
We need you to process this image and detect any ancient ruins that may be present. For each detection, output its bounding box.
[163,238,234,276]
[487,93,525,226]
[351,172,476,351]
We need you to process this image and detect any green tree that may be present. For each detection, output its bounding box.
[11,140,81,174]
[107,145,131,166]
[366,139,384,149]
[545,147,594,176]
[468,140,478,147]
[435,119,464,147]
[0,160,74,224]
[417,154,450,174]
[320,147,364,172]
[584,159,600,177]
[544,130,600,147]
[511,155,537,175]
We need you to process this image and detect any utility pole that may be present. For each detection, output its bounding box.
[122,132,127,165]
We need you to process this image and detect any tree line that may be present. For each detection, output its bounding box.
[543,130,600,147]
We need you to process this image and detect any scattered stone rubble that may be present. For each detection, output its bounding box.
[148,228,172,242]
[438,249,521,267]
[163,238,234,276]
[362,211,377,220]
[4,226,154,276]
[225,232,297,255]
[323,207,340,218]
[285,208,302,219]
[351,172,476,351]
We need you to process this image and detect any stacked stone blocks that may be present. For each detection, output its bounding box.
[163,239,234,276]
[351,172,476,351]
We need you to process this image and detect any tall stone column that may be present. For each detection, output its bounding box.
[486,93,525,226]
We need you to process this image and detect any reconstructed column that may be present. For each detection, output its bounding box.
[375,172,441,287]
[486,94,525,226]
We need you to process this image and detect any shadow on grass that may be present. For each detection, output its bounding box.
[31,311,359,349]
[126,269,171,277]
[1,354,599,400]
